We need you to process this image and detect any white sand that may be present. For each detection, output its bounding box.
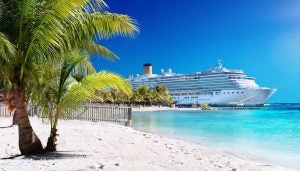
[0,117,293,171]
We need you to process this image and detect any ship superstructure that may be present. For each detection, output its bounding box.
[128,61,276,106]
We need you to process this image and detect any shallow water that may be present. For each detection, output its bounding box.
[132,104,300,169]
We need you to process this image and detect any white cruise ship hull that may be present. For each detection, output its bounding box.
[174,88,277,106]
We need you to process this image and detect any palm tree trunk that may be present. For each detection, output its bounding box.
[45,110,60,152]
[45,127,57,152]
[13,87,43,154]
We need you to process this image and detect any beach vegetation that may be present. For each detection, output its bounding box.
[131,84,173,106]
[0,0,137,154]
[200,103,212,110]
[96,84,173,106]
[31,52,132,151]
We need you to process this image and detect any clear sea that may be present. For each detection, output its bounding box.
[132,104,300,169]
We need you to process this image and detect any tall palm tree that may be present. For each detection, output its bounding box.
[0,0,137,154]
[30,52,132,151]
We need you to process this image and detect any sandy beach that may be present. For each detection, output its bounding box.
[0,117,292,171]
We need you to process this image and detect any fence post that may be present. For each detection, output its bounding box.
[125,107,132,127]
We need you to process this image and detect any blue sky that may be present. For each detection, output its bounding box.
[92,0,300,103]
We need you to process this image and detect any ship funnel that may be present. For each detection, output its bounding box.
[143,63,152,75]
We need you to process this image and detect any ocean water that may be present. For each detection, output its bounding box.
[132,104,300,169]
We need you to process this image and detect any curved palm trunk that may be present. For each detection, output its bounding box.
[45,127,58,152]
[45,115,58,152]
[45,109,60,152]
[13,87,43,154]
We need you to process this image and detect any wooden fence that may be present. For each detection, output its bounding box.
[0,103,132,126]
[0,103,13,117]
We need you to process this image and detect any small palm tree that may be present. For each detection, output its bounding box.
[153,84,173,106]
[31,53,132,151]
[136,85,151,106]
[0,0,137,154]
[107,89,130,105]
[114,90,130,104]
[131,91,143,106]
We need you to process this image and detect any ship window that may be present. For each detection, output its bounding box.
[237,92,239,94]
[227,92,230,94]
[232,92,234,94]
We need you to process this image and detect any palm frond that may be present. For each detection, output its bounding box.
[82,41,118,61]
[59,71,132,111]
[0,32,16,62]
[88,12,139,39]
[24,0,107,62]
[72,53,97,81]
[26,8,138,64]
[17,0,37,19]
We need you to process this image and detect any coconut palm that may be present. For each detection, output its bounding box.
[0,0,137,154]
[135,85,151,106]
[131,84,173,106]
[153,84,173,105]
[112,89,130,104]
[131,90,143,106]
[30,52,132,151]
[96,88,132,105]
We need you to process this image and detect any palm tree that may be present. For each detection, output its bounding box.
[131,90,143,106]
[106,89,130,105]
[153,84,173,106]
[30,53,132,151]
[0,0,137,154]
[132,84,173,106]
[114,90,130,104]
[135,85,151,106]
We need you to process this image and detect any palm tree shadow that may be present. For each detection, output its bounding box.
[1,151,88,160]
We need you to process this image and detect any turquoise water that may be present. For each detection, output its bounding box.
[132,104,300,169]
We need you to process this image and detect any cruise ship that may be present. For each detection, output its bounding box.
[128,61,276,106]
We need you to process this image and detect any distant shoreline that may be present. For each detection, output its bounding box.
[131,106,263,112]
[132,106,203,112]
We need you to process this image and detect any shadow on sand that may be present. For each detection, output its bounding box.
[0,124,13,128]
[1,151,88,160]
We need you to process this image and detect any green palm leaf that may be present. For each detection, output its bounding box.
[26,1,137,63]
[0,0,138,154]
[60,71,132,111]
[0,32,15,62]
